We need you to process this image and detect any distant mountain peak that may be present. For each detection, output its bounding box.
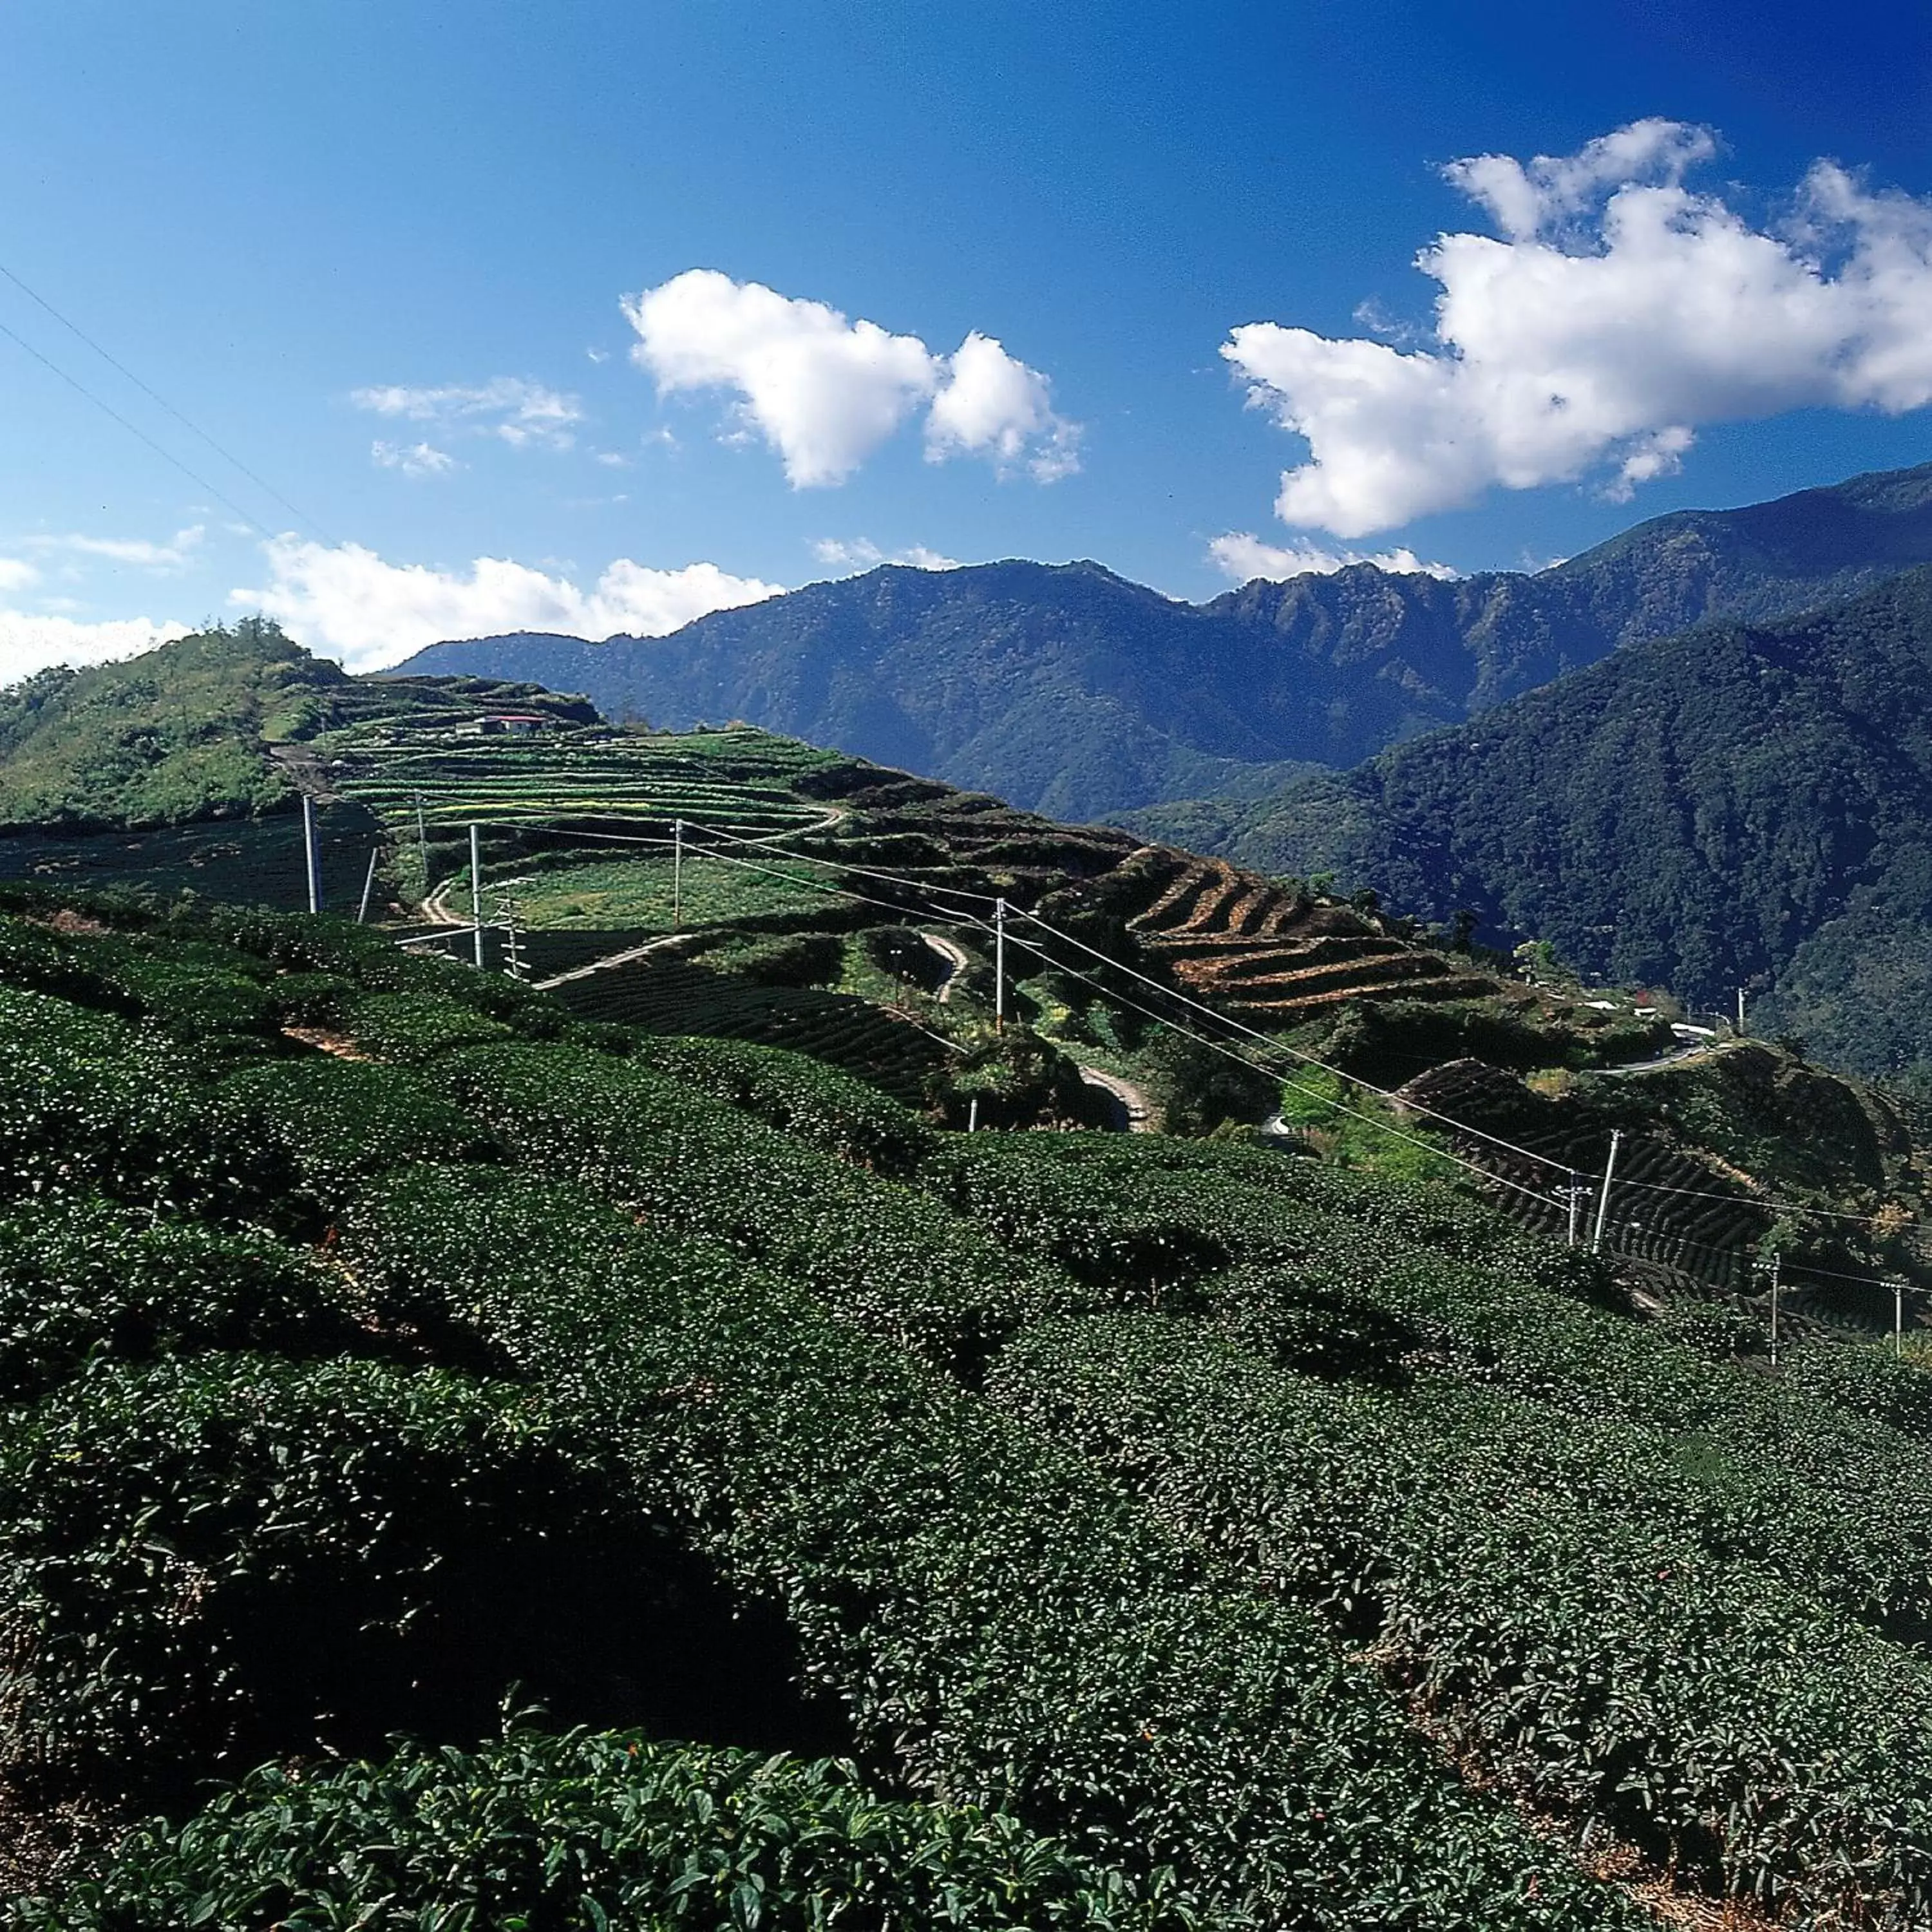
[392,459,1932,822]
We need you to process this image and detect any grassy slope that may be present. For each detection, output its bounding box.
[3,629,1918,1295]
[0,620,604,834]
[0,623,317,829]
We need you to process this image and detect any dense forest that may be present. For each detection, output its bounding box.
[1178,567,1932,1086]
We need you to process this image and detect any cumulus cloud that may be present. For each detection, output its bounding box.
[925,332,1082,480]
[0,612,193,686]
[811,538,960,573]
[0,560,39,595]
[28,526,205,571]
[1223,121,1932,536]
[372,439,458,478]
[1208,533,1459,582]
[236,537,786,671]
[623,270,1079,487]
[351,377,583,450]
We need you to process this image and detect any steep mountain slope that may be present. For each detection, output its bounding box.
[1188,565,1932,1086]
[393,461,1932,819]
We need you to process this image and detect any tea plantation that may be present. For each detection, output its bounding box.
[10,887,1932,1927]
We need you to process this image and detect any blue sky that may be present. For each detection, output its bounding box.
[3,0,1931,674]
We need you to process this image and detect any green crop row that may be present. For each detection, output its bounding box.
[915,1133,1932,1642]
[339,1164,1641,1931]
[0,1195,356,1401]
[15,1726,1170,1931]
[622,1035,934,1175]
[987,1314,1932,1927]
[0,1352,645,1806]
[421,1041,1068,1378]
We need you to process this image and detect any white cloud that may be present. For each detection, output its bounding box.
[371,439,459,478]
[623,269,1079,487]
[0,612,193,686]
[235,537,786,671]
[925,332,1082,480]
[1208,533,1459,582]
[811,538,960,573]
[0,559,39,594]
[350,377,583,450]
[28,526,205,571]
[1222,122,1932,536]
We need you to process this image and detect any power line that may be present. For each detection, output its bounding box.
[692,820,1002,904]
[0,256,336,543]
[481,819,994,933]
[469,809,1542,1202]
[0,313,276,542]
[975,910,1566,1210]
[1008,902,1582,1181]
[440,807,1913,1249]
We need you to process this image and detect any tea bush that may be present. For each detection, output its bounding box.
[12,1727,1177,1932]
[339,1164,1644,1932]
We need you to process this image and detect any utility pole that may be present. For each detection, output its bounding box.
[1766,1251,1783,1368]
[1564,1175,1584,1247]
[301,795,323,914]
[414,793,429,893]
[1736,987,1747,1036]
[994,897,1007,1033]
[1897,1280,1906,1358]
[357,847,379,924]
[469,822,484,970]
[1590,1128,1623,1255]
[673,818,684,930]
[967,1095,980,1134]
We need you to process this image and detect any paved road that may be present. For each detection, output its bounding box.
[1594,1033,1732,1078]
[920,931,971,1002]
[531,933,687,992]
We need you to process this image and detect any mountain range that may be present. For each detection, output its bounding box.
[395,461,1932,822]
[1133,564,1932,1085]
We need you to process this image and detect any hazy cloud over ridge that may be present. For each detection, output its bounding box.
[624,270,1080,486]
[236,537,783,671]
[1208,533,1459,582]
[0,612,193,684]
[1224,120,1932,536]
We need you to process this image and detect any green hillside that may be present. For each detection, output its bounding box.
[8,889,1932,1926]
[0,618,597,834]
[3,625,1917,1297]
[1179,565,1932,1091]
[393,460,1932,819]
[9,627,1932,1922]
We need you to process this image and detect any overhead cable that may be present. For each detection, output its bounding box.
[0,256,336,542]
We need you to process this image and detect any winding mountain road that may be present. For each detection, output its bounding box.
[920,931,971,1002]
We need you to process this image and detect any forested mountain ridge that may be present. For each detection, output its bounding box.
[393,460,1932,820]
[1173,565,1932,1086]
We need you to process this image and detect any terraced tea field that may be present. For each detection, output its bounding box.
[1115,850,1497,1024]
[0,810,387,914]
[553,954,948,1106]
[331,728,841,842]
[501,853,838,931]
